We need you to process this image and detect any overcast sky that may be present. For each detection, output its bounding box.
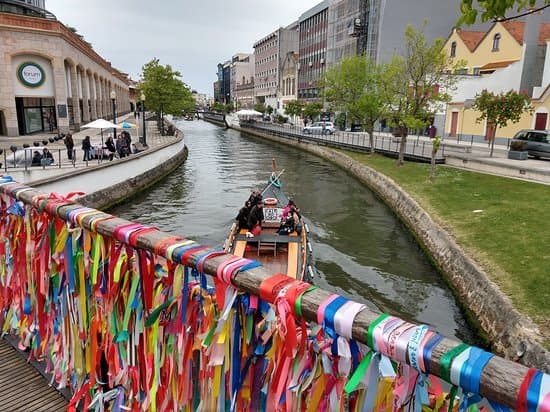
[46,0,321,95]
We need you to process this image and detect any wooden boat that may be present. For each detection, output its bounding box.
[224,161,314,281]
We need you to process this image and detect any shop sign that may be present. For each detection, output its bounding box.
[17,62,45,88]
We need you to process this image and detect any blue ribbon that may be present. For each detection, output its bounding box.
[527,370,543,412]
[171,243,201,263]
[180,266,190,325]
[66,233,75,293]
[323,296,348,338]
[460,348,493,394]
[238,260,262,272]
[421,333,443,374]
[7,201,24,216]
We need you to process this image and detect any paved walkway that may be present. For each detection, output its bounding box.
[0,114,178,181]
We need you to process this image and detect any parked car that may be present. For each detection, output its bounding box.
[511,129,550,158]
[303,121,336,135]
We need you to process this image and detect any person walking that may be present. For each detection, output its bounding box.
[64,133,74,160]
[82,136,92,161]
[116,134,128,158]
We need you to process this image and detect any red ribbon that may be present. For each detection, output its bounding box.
[517,368,538,412]
[259,274,299,303]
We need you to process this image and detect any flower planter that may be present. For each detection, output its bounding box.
[507,150,528,160]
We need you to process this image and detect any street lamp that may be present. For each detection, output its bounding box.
[160,102,164,136]
[141,92,147,146]
[110,90,117,140]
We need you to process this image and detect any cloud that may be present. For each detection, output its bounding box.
[46,0,320,94]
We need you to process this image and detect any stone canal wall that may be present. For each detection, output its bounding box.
[202,112,228,128]
[235,125,550,371]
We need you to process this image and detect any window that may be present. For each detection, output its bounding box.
[473,67,480,76]
[450,41,456,57]
[492,33,501,51]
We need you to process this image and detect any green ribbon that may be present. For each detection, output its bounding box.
[294,286,318,317]
[366,313,390,350]
[439,343,470,383]
[448,385,459,412]
[344,351,373,393]
[115,273,141,341]
[145,296,174,328]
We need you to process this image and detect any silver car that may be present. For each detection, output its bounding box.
[511,129,550,159]
[303,121,336,135]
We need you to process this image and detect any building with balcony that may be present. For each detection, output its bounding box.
[230,53,254,109]
[279,51,299,115]
[0,1,130,136]
[297,0,328,102]
[253,22,298,112]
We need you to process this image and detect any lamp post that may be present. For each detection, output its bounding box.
[141,92,147,146]
[160,102,165,136]
[110,90,117,140]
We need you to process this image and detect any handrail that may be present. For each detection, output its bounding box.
[0,178,549,410]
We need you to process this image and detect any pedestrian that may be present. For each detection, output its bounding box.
[47,110,56,132]
[42,147,54,165]
[105,136,116,161]
[31,150,42,166]
[82,135,92,161]
[64,133,74,160]
[123,131,132,155]
[116,134,128,158]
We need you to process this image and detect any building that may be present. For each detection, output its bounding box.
[327,0,466,66]
[279,51,299,115]
[20,0,45,8]
[214,61,231,104]
[0,2,131,136]
[297,0,328,102]
[253,22,298,112]
[442,13,550,140]
[230,53,254,109]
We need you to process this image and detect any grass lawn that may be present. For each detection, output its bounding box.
[343,151,550,340]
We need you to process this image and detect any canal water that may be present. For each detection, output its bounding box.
[109,120,478,343]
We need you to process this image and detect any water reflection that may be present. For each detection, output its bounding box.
[109,120,478,344]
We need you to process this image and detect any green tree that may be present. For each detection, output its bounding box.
[284,100,303,118]
[302,102,323,121]
[254,102,267,114]
[266,105,274,115]
[385,25,462,166]
[324,56,389,153]
[212,102,225,113]
[458,0,548,25]
[138,58,195,116]
[472,89,533,156]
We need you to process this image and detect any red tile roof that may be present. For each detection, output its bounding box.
[498,21,550,46]
[479,60,519,70]
[456,30,485,52]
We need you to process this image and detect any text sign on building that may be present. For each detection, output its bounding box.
[17,62,45,88]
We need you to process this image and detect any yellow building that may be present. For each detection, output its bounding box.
[443,20,550,141]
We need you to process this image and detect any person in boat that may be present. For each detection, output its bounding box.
[282,199,298,219]
[247,199,264,236]
[236,201,251,231]
[248,189,262,207]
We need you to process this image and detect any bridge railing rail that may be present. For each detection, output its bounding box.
[0,176,548,411]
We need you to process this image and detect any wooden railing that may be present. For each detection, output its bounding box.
[0,176,548,411]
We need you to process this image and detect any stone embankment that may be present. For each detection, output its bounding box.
[234,125,550,371]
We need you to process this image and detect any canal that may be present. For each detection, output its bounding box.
[110,120,478,344]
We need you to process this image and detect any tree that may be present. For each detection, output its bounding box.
[284,100,304,118]
[212,102,225,113]
[266,105,274,115]
[429,135,441,182]
[384,25,463,166]
[302,102,323,121]
[458,0,549,25]
[472,89,533,156]
[138,58,195,117]
[254,102,267,114]
[324,56,389,153]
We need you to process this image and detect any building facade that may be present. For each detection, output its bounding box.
[0,4,130,136]
[297,1,328,102]
[253,22,298,112]
[279,52,298,117]
[230,53,254,109]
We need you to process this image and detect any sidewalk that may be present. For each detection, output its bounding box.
[0,113,177,179]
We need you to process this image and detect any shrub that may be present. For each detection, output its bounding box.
[510,140,525,151]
